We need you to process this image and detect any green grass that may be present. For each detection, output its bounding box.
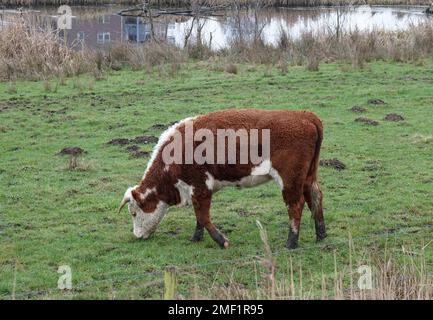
[1,59,433,299]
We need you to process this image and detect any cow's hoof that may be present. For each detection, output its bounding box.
[190,235,203,242]
[190,229,204,242]
[223,240,229,249]
[316,232,327,242]
[286,230,299,249]
[285,239,298,250]
[285,242,298,250]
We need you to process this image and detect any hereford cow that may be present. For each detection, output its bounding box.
[118,109,326,249]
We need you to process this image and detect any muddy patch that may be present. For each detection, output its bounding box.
[384,113,405,122]
[149,121,177,131]
[126,145,139,152]
[355,117,379,126]
[320,158,346,171]
[349,106,367,113]
[107,138,130,145]
[150,123,167,130]
[126,145,151,158]
[107,136,156,159]
[56,147,86,156]
[368,98,386,105]
[132,135,158,144]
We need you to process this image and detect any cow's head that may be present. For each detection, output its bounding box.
[118,186,168,239]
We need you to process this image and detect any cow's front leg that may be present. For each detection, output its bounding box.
[192,193,229,249]
[190,221,204,242]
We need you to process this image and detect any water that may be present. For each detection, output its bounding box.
[1,5,432,49]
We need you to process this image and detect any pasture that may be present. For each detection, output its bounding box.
[1,59,433,299]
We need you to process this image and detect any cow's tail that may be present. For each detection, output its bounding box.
[307,115,323,217]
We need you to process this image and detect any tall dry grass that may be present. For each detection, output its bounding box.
[229,22,433,69]
[1,13,433,80]
[205,252,433,300]
[0,17,94,80]
[193,223,433,300]
[0,16,185,80]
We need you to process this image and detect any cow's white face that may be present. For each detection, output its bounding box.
[129,200,168,239]
[119,186,168,239]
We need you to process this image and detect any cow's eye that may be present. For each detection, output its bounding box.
[131,212,137,217]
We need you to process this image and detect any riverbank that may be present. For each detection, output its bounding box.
[1,16,433,81]
[1,1,432,9]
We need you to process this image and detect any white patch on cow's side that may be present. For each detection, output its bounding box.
[238,174,272,188]
[205,170,272,192]
[175,179,194,207]
[142,116,197,179]
[252,159,284,190]
[204,160,282,193]
[205,172,239,191]
[251,159,272,176]
[205,172,215,191]
[269,167,284,190]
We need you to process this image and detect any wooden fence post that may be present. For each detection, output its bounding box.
[164,266,177,300]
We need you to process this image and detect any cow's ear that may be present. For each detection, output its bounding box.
[131,188,140,203]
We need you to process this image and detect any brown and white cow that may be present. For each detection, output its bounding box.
[118,109,326,249]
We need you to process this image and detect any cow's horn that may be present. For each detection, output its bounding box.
[119,188,131,213]
[118,195,130,213]
[118,186,137,213]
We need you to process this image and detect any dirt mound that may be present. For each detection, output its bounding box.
[132,135,158,144]
[126,145,139,152]
[150,123,167,130]
[129,149,151,158]
[150,122,178,131]
[107,138,130,145]
[107,136,158,146]
[384,113,405,122]
[355,117,379,126]
[126,145,150,158]
[57,147,86,156]
[368,98,386,105]
[349,106,367,113]
[107,136,155,159]
[320,158,346,171]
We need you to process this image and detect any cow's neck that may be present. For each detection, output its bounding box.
[138,162,180,206]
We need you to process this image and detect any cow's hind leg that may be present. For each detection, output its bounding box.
[272,162,307,249]
[283,188,305,250]
[304,181,327,242]
[191,194,229,248]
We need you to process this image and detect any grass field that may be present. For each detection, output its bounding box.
[1,59,433,299]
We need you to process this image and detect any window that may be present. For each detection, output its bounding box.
[97,32,111,44]
[77,32,85,41]
[99,15,110,24]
